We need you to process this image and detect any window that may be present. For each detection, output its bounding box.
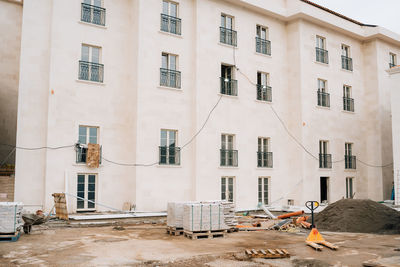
[316,36,328,64]
[256,72,272,102]
[258,177,269,205]
[255,25,271,55]
[317,79,329,107]
[81,0,105,26]
[77,174,96,210]
[220,134,238,167]
[159,129,180,165]
[319,140,331,168]
[343,85,354,112]
[346,177,354,198]
[220,65,237,96]
[345,143,356,169]
[221,177,234,202]
[220,14,237,46]
[257,137,272,168]
[161,1,181,35]
[160,53,181,88]
[79,44,104,83]
[341,44,353,71]
[390,53,397,68]
[76,126,98,163]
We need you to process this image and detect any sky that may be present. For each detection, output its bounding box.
[310,0,400,34]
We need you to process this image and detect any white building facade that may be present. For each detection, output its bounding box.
[14,0,400,212]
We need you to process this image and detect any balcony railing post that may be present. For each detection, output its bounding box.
[220,77,237,96]
[220,149,238,167]
[160,14,181,35]
[319,153,332,168]
[160,68,181,88]
[257,151,273,168]
[81,3,105,26]
[317,91,330,107]
[316,47,329,64]
[341,56,353,71]
[257,85,272,102]
[79,61,104,83]
[343,97,354,112]
[255,37,271,55]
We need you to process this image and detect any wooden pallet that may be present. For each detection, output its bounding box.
[227,227,238,233]
[0,232,21,242]
[183,229,227,240]
[245,248,290,259]
[166,226,184,236]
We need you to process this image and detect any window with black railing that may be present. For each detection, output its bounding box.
[81,3,106,26]
[220,77,237,96]
[76,145,102,164]
[220,27,237,47]
[160,68,181,88]
[343,97,354,112]
[257,151,273,168]
[159,146,180,165]
[256,84,272,102]
[317,91,330,107]
[341,56,353,71]
[255,37,271,56]
[79,61,104,83]
[160,14,181,35]
[319,153,332,169]
[316,47,329,64]
[345,155,356,169]
[220,149,238,167]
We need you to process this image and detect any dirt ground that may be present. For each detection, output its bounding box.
[1,225,400,266]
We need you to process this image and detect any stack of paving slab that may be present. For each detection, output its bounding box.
[167,200,236,232]
[0,202,23,233]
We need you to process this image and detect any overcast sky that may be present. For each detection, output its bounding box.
[310,0,400,34]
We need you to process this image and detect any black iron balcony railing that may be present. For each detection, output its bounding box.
[345,155,356,169]
[257,84,272,102]
[343,97,354,112]
[160,68,181,88]
[220,27,237,47]
[257,151,273,168]
[319,153,332,169]
[220,149,238,167]
[81,3,106,26]
[255,37,271,55]
[160,14,181,35]
[341,56,353,71]
[316,47,329,64]
[317,91,330,107]
[389,63,396,68]
[220,77,238,96]
[159,146,181,165]
[79,61,104,83]
[76,145,102,164]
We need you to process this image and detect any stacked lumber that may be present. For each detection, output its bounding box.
[0,202,23,233]
[183,203,229,232]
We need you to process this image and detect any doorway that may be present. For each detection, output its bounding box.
[320,177,329,203]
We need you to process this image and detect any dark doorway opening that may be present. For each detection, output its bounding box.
[320,177,329,203]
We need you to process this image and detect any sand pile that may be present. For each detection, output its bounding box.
[312,199,400,234]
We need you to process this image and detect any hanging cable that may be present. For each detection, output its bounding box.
[0,143,75,150]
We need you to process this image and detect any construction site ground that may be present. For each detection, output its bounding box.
[1,224,400,266]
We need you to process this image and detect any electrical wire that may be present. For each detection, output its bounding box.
[231,45,390,168]
[0,143,75,150]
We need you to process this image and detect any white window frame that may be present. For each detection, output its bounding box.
[258,177,270,206]
[221,13,234,30]
[221,134,235,150]
[318,79,327,93]
[258,137,270,153]
[341,44,350,57]
[162,0,178,17]
[319,140,329,154]
[77,173,97,211]
[78,125,99,145]
[257,72,269,86]
[256,25,268,40]
[162,52,178,71]
[81,44,101,64]
[160,129,177,147]
[316,36,326,49]
[343,85,352,98]
[345,143,353,156]
[83,0,102,7]
[221,176,235,202]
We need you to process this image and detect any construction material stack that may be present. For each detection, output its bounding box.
[0,202,23,242]
[183,203,228,232]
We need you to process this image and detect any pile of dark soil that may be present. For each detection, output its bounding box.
[311,199,400,234]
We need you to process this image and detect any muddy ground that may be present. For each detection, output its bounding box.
[1,225,400,266]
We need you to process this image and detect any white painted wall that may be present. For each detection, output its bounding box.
[14,0,400,212]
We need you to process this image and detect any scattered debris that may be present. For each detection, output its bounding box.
[112,226,125,231]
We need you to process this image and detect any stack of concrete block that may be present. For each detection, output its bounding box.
[0,202,23,233]
[199,200,237,228]
[167,202,185,228]
[183,203,229,232]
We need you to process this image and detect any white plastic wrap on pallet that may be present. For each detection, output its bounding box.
[0,202,24,233]
[183,203,229,232]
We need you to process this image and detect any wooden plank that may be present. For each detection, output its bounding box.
[276,249,284,255]
[306,241,323,251]
[245,249,252,255]
[281,249,289,255]
[267,249,276,255]
[260,249,267,255]
[251,249,258,255]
